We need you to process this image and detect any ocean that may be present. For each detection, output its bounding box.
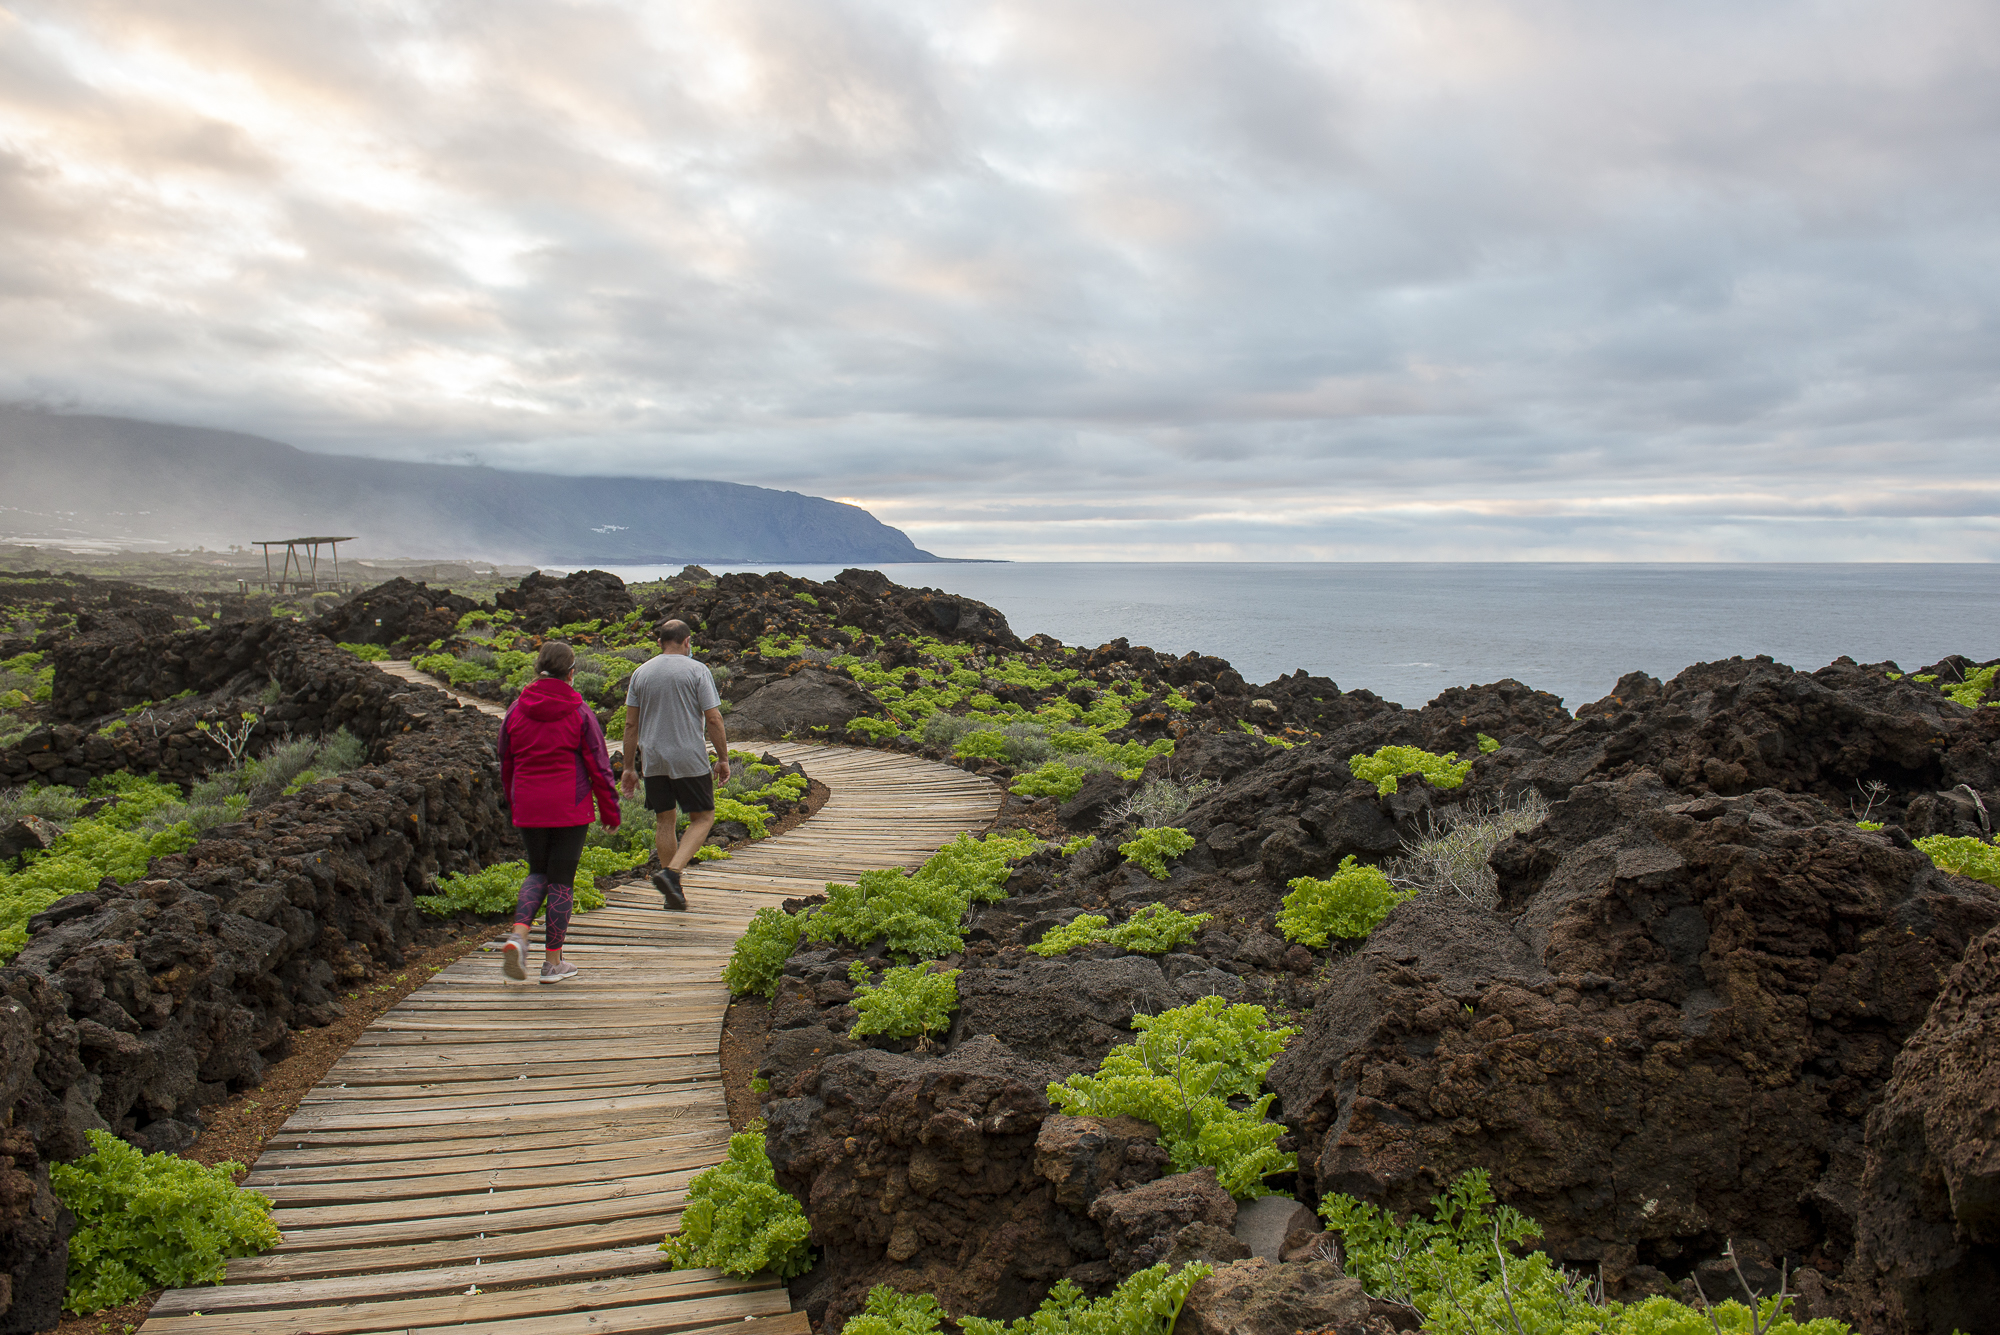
[578,562,1994,712]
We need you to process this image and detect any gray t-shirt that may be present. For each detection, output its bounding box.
[625,653,723,779]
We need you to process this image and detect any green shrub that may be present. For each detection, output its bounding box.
[1119,826,1195,880]
[1030,902,1211,957]
[1049,996,1297,1198]
[803,831,1041,960]
[849,1263,1212,1335]
[847,716,904,741]
[51,1129,281,1313]
[1,775,201,963]
[1060,833,1097,856]
[1916,834,2000,890]
[658,1124,811,1279]
[1280,856,1413,947]
[1940,662,1997,708]
[1476,732,1501,753]
[723,907,804,998]
[338,642,392,661]
[1010,761,1089,800]
[1349,745,1472,796]
[847,961,960,1041]
[961,1263,1212,1335]
[413,846,646,917]
[1321,1169,1851,1335]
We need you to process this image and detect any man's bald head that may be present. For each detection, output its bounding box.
[656,619,692,646]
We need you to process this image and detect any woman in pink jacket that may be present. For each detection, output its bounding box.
[496,640,621,983]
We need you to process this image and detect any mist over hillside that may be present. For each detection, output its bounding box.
[0,407,939,564]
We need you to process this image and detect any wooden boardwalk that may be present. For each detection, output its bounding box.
[140,738,1001,1335]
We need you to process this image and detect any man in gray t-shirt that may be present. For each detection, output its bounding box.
[619,619,729,910]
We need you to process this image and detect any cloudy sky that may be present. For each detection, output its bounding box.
[3,0,1997,560]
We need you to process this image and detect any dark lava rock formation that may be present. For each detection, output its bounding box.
[0,620,511,1175]
[739,640,2000,1333]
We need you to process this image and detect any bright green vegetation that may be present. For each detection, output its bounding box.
[1118,826,1195,880]
[1060,834,1098,856]
[1009,760,1090,800]
[1280,856,1414,947]
[51,1129,281,1314]
[1029,903,1211,957]
[802,831,1042,961]
[847,960,960,1041]
[1049,996,1297,1199]
[1916,834,2000,890]
[1,732,371,955]
[1321,1169,1852,1335]
[847,1263,1212,1335]
[1,775,204,962]
[658,1124,812,1280]
[413,846,648,917]
[1857,820,1885,832]
[1477,732,1501,753]
[724,906,806,998]
[338,642,392,662]
[1350,745,1473,796]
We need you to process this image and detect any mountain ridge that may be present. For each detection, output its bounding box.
[0,406,940,564]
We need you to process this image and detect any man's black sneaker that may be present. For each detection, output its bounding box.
[651,867,686,911]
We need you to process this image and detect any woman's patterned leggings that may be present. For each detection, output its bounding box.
[515,824,587,949]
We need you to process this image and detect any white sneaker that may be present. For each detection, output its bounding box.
[540,960,578,984]
[501,938,527,981]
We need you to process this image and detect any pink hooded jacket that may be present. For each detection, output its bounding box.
[498,677,621,829]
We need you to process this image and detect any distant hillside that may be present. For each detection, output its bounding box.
[0,407,938,564]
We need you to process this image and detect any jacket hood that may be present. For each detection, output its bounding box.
[516,676,584,721]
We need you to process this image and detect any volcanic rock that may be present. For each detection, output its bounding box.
[1851,921,2000,1334]
[493,568,636,634]
[727,669,885,741]
[1087,1167,1237,1279]
[1267,771,2000,1294]
[951,956,1183,1078]
[1179,1258,1371,1335]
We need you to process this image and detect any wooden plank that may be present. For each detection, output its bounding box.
[148,1246,667,1315]
[142,1267,762,1334]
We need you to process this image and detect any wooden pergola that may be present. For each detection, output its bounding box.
[254,536,356,594]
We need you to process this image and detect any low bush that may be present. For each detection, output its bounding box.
[337,642,391,662]
[658,1124,812,1279]
[1390,792,1551,908]
[1916,833,2000,890]
[413,846,647,917]
[1108,778,1215,829]
[1349,745,1472,796]
[51,1129,281,1313]
[1049,996,1297,1198]
[723,907,804,998]
[847,961,960,1041]
[1029,902,1211,957]
[848,1263,1212,1335]
[1322,1169,1851,1335]
[1280,855,1414,947]
[1009,760,1090,800]
[803,831,1041,960]
[1118,826,1195,880]
[1,775,202,963]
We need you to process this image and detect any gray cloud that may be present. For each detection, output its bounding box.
[1,0,1996,558]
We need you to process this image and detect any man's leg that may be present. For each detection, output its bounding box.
[654,806,679,869]
[668,809,716,872]
[643,776,687,910]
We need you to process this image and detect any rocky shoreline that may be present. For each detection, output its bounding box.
[0,565,1995,1334]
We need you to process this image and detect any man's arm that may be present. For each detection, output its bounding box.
[705,707,729,783]
[619,702,644,794]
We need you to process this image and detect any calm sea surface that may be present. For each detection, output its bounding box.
[582,563,1995,712]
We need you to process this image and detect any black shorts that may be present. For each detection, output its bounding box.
[645,773,715,815]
